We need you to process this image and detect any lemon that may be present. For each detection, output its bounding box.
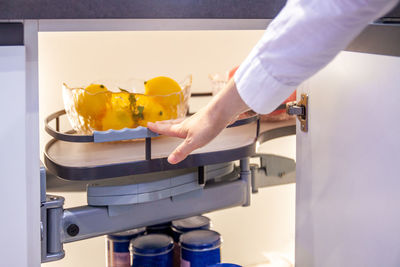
[101,109,135,131]
[101,92,135,131]
[135,95,176,127]
[75,84,110,119]
[110,92,131,110]
[101,108,135,130]
[144,76,181,95]
[144,76,183,106]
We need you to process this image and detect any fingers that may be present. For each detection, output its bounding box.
[147,121,186,138]
[168,137,197,164]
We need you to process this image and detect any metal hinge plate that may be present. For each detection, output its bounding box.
[286,93,308,132]
[250,154,296,193]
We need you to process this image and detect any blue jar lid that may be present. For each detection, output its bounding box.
[209,264,242,267]
[180,230,221,251]
[172,216,210,232]
[107,227,146,241]
[130,234,174,255]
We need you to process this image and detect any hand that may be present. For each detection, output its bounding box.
[148,79,249,164]
[148,107,230,164]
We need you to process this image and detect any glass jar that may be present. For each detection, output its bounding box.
[130,234,174,267]
[171,216,211,267]
[106,228,146,267]
[180,230,221,267]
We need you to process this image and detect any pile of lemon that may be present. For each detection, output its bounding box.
[74,76,183,131]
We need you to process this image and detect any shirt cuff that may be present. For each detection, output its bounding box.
[234,56,296,114]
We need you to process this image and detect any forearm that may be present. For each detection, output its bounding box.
[236,0,399,114]
[205,79,250,125]
[149,0,399,165]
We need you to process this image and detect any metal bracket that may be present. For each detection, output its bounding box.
[250,154,296,193]
[41,195,65,263]
[286,93,308,132]
[62,176,249,243]
[40,164,65,263]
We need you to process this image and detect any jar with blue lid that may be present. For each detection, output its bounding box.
[171,216,211,267]
[171,216,211,242]
[106,227,146,267]
[130,234,174,267]
[180,229,221,267]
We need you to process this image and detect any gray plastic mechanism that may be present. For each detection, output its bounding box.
[87,162,234,207]
[63,175,248,243]
[45,157,299,253]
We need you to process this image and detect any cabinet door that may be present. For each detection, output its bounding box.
[296,51,400,267]
[0,46,36,267]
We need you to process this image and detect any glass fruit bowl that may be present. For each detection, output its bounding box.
[63,75,192,135]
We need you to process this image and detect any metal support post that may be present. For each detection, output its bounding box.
[250,164,259,193]
[240,157,251,207]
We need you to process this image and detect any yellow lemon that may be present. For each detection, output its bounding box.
[75,84,110,119]
[101,109,135,131]
[101,92,135,131]
[144,76,183,106]
[86,84,108,93]
[135,95,176,127]
[110,92,131,110]
[144,76,181,95]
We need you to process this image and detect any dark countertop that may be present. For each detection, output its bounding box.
[1,0,399,20]
[0,0,287,20]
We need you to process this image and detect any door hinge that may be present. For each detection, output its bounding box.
[40,164,65,263]
[41,195,65,263]
[286,93,308,132]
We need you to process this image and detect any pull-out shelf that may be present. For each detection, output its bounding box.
[44,119,295,180]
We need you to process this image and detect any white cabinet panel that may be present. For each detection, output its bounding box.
[0,46,32,267]
[296,51,400,267]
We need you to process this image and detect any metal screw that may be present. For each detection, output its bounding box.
[66,224,80,237]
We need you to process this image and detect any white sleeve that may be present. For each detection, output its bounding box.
[234,0,398,114]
